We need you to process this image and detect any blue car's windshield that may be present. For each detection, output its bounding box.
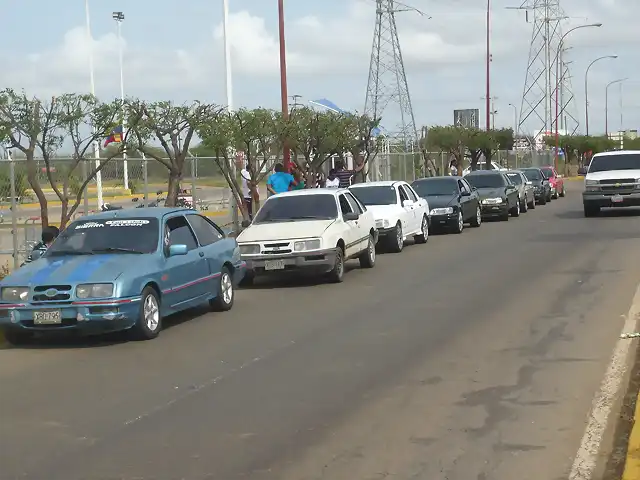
[47,218,159,255]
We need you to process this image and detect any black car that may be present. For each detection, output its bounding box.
[520,167,551,204]
[411,176,481,233]
[465,170,520,221]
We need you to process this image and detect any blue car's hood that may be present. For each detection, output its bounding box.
[5,254,145,286]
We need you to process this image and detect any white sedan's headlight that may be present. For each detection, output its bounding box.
[481,197,503,204]
[76,283,114,299]
[430,207,454,215]
[1,287,29,302]
[375,219,391,229]
[239,244,260,255]
[294,239,321,251]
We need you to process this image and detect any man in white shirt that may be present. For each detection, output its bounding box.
[240,166,254,219]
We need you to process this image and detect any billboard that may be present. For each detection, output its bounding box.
[454,109,479,129]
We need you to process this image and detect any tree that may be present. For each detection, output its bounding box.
[341,113,381,184]
[463,128,495,170]
[286,107,351,179]
[480,128,513,168]
[0,89,51,226]
[623,137,640,150]
[43,95,131,228]
[198,111,248,220]
[232,108,280,209]
[0,90,129,228]
[127,100,221,206]
[422,126,465,172]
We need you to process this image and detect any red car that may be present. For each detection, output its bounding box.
[540,166,565,199]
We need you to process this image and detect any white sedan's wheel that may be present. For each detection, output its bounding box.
[414,215,429,243]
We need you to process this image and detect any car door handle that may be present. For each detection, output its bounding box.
[199,251,204,257]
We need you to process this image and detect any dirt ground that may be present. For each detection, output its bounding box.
[602,341,640,479]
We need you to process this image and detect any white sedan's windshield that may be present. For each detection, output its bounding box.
[253,195,338,223]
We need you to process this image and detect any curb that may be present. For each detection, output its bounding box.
[623,391,640,479]
[17,194,138,209]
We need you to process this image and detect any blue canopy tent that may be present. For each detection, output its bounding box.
[308,98,382,137]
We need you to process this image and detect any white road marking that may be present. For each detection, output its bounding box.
[569,282,640,479]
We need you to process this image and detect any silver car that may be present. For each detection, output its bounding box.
[505,170,536,212]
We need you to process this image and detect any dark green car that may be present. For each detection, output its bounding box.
[465,170,521,221]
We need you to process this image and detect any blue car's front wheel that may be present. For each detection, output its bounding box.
[210,267,234,312]
[131,287,162,340]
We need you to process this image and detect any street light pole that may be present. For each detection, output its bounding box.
[485,0,491,131]
[508,103,517,135]
[84,0,103,209]
[605,78,627,136]
[585,54,618,136]
[278,0,291,169]
[222,0,238,229]
[553,23,602,169]
[112,11,128,191]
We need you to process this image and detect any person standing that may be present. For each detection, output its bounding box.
[22,226,59,266]
[240,165,254,219]
[325,169,340,188]
[267,163,296,195]
[334,159,365,188]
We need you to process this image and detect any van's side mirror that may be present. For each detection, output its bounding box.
[343,212,359,221]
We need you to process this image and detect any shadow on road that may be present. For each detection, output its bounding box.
[556,207,640,220]
[5,304,213,350]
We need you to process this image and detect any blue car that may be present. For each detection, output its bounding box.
[0,208,246,345]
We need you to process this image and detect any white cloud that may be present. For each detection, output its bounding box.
[0,0,638,134]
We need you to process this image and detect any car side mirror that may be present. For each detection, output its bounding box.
[460,190,471,196]
[343,212,359,221]
[168,244,188,256]
[402,200,414,207]
[241,219,251,228]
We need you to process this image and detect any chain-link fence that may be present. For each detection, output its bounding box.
[0,150,569,269]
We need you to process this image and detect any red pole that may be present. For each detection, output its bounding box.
[554,48,559,171]
[485,0,490,131]
[277,0,291,171]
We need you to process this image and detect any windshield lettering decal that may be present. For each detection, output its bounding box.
[76,222,104,229]
[105,220,150,226]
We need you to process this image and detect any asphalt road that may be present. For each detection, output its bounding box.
[2,181,640,479]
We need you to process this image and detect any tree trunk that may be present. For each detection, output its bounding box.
[25,154,49,227]
[165,169,181,206]
[59,199,70,229]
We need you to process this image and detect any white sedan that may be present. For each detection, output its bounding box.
[236,189,378,284]
[349,181,429,253]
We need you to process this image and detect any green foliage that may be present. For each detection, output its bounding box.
[128,179,140,194]
[623,137,640,150]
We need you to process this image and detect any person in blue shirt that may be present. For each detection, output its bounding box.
[267,163,296,195]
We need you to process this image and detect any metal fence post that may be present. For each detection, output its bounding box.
[82,159,89,215]
[142,153,148,207]
[190,156,197,210]
[9,152,18,270]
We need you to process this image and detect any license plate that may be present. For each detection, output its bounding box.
[612,194,623,203]
[33,310,61,324]
[264,259,285,271]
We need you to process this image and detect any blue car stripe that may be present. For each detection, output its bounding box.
[29,259,67,284]
[64,257,110,283]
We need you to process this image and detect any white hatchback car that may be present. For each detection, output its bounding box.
[236,189,378,284]
[349,181,429,253]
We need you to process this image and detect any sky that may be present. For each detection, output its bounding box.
[0,0,638,137]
